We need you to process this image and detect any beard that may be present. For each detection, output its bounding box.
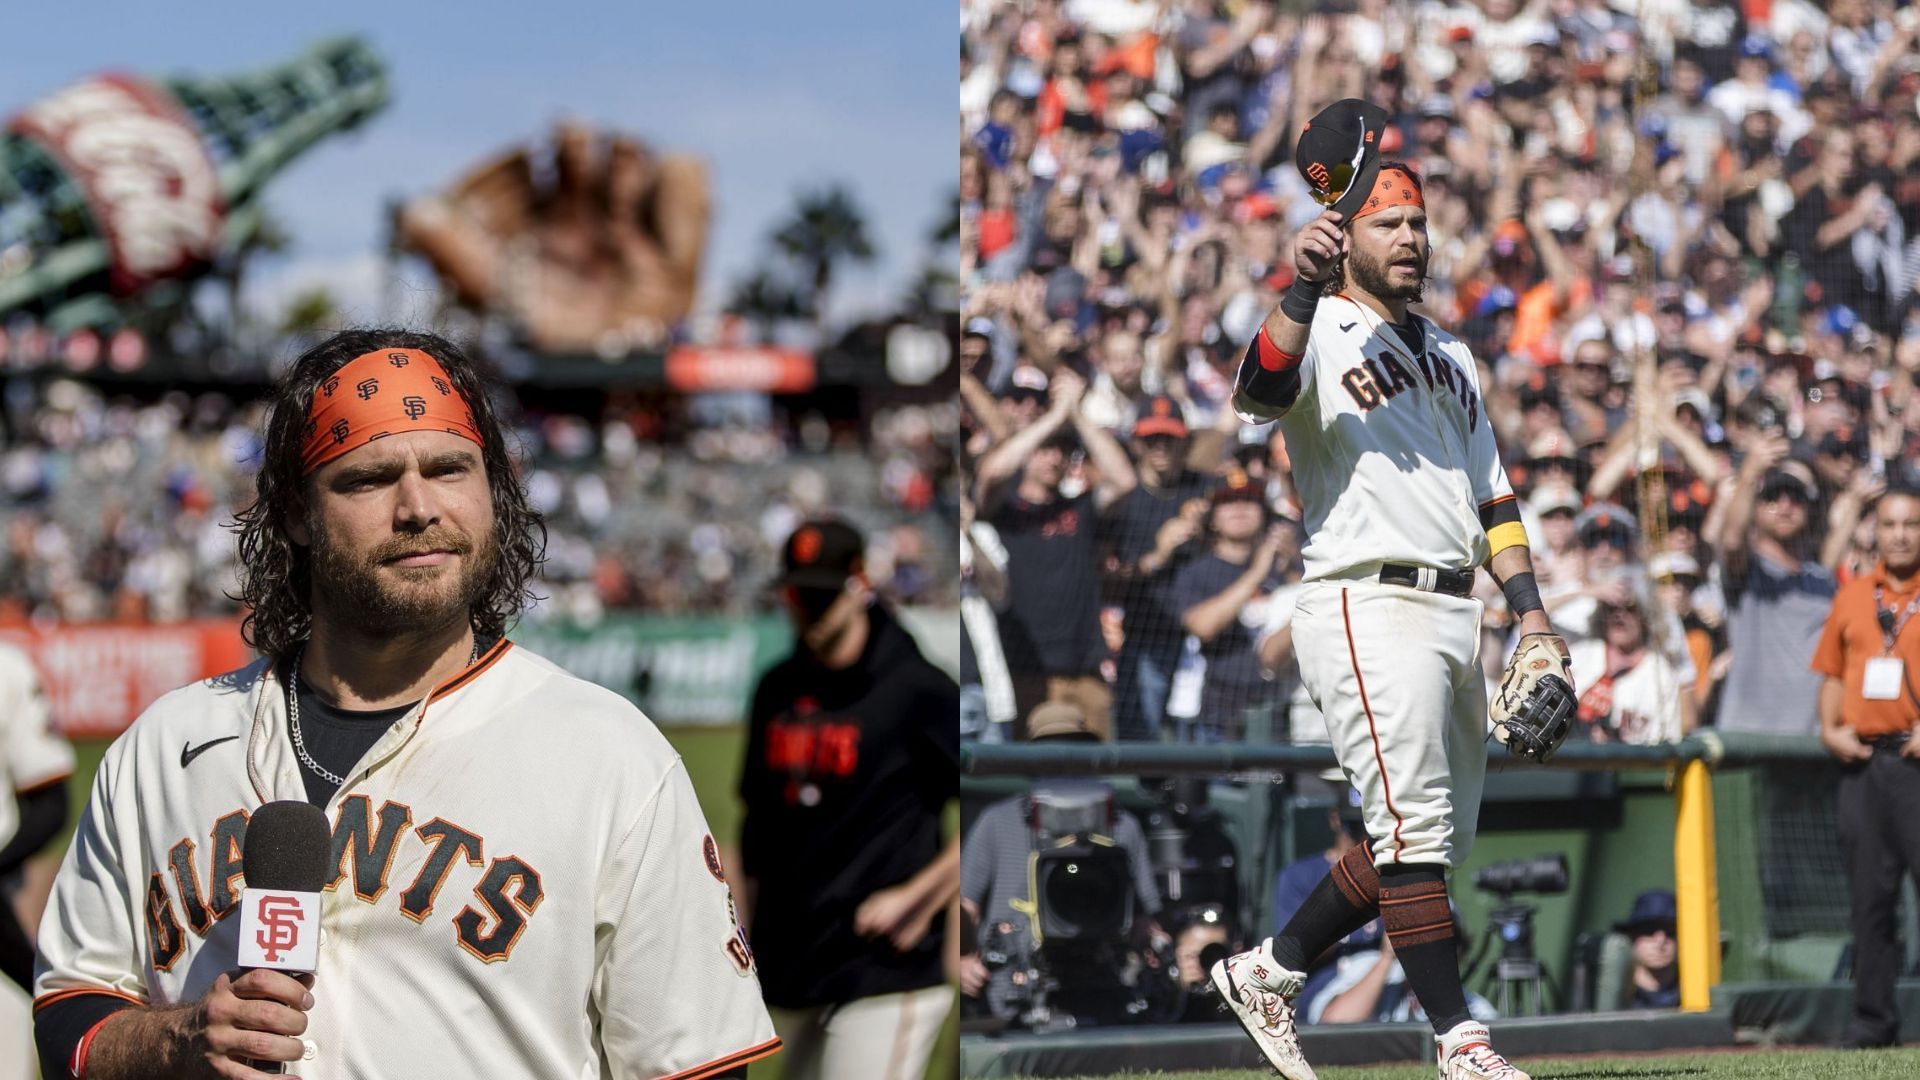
[1345,244,1428,304]
[308,520,499,638]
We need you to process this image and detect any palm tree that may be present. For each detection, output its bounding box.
[725,270,806,343]
[279,287,338,336]
[930,187,960,247]
[902,189,961,320]
[772,186,876,325]
[900,263,957,322]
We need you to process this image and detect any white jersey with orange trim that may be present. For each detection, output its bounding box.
[34,640,779,1080]
[0,642,75,841]
[1269,293,1515,868]
[1276,292,1515,582]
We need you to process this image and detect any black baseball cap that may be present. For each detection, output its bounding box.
[1758,470,1816,504]
[1296,98,1392,220]
[1575,503,1638,547]
[1133,394,1190,439]
[1210,469,1264,507]
[776,518,865,589]
[1816,426,1866,461]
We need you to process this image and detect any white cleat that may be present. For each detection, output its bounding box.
[1436,1021,1530,1080]
[1209,937,1317,1080]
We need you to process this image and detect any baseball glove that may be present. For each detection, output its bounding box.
[394,122,710,355]
[1490,633,1576,763]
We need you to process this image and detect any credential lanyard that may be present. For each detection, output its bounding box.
[1873,585,1920,655]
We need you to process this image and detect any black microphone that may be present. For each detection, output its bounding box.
[238,801,331,1074]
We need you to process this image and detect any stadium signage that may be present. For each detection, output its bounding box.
[0,621,253,739]
[10,74,226,295]
[664,346,816,394]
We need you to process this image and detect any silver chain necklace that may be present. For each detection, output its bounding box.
[288,637,481,787]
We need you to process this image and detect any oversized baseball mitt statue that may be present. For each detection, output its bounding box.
[395,122,710,355]
[1491,633,1576,762]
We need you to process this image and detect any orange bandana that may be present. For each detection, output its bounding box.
[1352,165,1424,221]
[301,348,483,475]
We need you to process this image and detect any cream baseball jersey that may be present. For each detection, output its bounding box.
[0,642,75,841]
[1275,293,1515,581]
[34,640,779,1080]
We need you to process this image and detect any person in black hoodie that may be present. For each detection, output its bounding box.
[739,518,960,1079]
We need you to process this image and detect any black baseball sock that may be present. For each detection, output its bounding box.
[1379,863,1471,1034]
[1272,844,1381,972]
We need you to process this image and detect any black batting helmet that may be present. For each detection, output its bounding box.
[1296,98,1392,221]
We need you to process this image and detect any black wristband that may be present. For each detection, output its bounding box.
[35,991,135,1078]
[1501,571,1544,617]
[1280,276,1323,324]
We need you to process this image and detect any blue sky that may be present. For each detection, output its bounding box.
[0,1,955,331]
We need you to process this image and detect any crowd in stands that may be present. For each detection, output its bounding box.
[0,377,959,625]
[959,0,1920,746]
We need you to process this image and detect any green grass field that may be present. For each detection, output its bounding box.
[61,730,959,1080]
[1030,1046,1920,1080]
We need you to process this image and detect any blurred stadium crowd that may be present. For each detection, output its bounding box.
[959,0,1920,746]
[0,376,960,624]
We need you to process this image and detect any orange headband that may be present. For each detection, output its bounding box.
[301,348,483,475]
[1352,165,1424,221]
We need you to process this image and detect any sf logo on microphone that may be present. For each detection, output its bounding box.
[255,894,307,962]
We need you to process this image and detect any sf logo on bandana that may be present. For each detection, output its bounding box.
[254,895,306,962]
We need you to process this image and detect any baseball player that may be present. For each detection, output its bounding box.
[1206,101,1575,1080]
[33,330,779,1079]
[0,641,73,1073]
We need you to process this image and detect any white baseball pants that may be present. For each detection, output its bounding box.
[1290,577,1489,868]
[767,983,953,1080]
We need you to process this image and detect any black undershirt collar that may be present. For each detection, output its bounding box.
[287,633,499,806]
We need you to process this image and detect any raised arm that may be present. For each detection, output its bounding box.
[1071,402,1139,512]
[1710,432,1789,577]
[1186,1,1269,79]
[1822,470,1886,573]
[960,369,1012,448]
[1233,208,1341,422]
[972,381,1077,506]
[1183,531,1281,643]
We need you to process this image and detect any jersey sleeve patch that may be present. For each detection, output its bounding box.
[702,834,726,883]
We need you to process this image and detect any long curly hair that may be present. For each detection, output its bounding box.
[231,328,546,661]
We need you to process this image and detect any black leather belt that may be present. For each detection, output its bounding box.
[1864,732,1912,752]
[1379,563,1473,598]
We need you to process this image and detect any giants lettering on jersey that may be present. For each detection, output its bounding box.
[146,796,545,970]
[765,695,861,805]
[1338,344,1480,432]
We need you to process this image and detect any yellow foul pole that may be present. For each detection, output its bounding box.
[1673,758,1722,1010]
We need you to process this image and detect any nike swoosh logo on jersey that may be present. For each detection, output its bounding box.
[1339,321,1357,332]
[180,736,240,768]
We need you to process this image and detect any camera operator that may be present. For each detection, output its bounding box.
[1167,903,1239,1023]
[959,703,1165,1027]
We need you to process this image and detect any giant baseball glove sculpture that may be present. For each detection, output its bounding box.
[395,122,710,355]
